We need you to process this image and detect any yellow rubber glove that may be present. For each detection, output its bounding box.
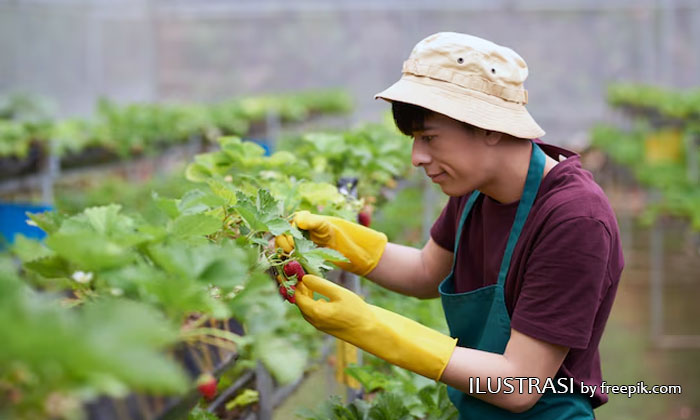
[293,211,388,277]
[295,274,458,381]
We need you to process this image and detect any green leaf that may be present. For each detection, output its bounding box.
[292,237,336,276]
[207,179,238,205]
[170,213,221,238]
[23,255,72,278]
[185,162,213,182]
[27,210,65,235]
[178,189,226,214]
[255,335,307,385]
[235,193,268,232]
[83,204,124,236]
[225,389,259,411]
[187,406,219,420]
[265,218,293,236]
[198,242,252,288]
[257,189,280,217]
[345,364,391,393]
[46,233,134,271]
[59,206,146,249]
[11,235,53,263]
[242,140,266,157]
[306,247,349,263]
[152,192,181,219]
[368,392,410,420]
[298,182,345,207]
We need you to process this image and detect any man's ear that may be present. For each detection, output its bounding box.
[483,129,504,146]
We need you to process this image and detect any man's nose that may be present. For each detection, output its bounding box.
[411,139,431,167]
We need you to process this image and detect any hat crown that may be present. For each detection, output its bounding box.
[407,32,528,93]
[373,32,545,139]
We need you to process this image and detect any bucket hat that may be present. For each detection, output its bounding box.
[375,32,545,139]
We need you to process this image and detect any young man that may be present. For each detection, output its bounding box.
[287,32,623,419]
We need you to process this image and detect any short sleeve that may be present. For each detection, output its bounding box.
[510,217,612,350]
[430,196,459,252]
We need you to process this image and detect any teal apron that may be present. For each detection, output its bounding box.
[438,142,594,419]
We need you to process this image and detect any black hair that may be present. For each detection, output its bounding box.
[391,101,478,137]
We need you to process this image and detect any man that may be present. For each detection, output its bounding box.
[287,32,623,419]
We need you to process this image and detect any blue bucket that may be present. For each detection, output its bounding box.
[0,202,53,249]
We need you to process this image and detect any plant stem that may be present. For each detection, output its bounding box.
[181,327,244,349]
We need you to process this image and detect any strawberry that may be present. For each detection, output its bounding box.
[357,211,371,227]
[196,373,218,401]
[279,284,296,304]
[283,261,305,282]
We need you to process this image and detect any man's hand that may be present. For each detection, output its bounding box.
[295,274,457,381]
[292,211,388,276]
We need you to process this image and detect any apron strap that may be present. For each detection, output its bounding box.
[497,142,546,287]
[452,191,481,256]
[446,141,546,284]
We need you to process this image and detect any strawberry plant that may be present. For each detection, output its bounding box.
[4,130,370,417]
[0,109,422,419]
[297,364,457,420]
[0,257,189,420]
[278,122,413,201]
[607,83,700,121]
[0,89,353,169]
[591,90,700,232]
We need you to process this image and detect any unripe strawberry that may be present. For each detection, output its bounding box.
[358,211,371,227]
[196,373,218,401]
[283,261,305,282]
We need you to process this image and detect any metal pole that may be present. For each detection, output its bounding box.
[146,0,159,102]
[86,3,104,103]
[649,190,664,343]
[254,361,273,420]
[658,0,675,86]
[40,139,59,205]
[638,3,656,83]
[265,109,281,153]
[685,131,698,184]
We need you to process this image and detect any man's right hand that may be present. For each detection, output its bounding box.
[290,211,388,276]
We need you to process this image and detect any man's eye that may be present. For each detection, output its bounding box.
[422,135,435,142]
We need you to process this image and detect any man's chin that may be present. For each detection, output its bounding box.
[440,183,473,197]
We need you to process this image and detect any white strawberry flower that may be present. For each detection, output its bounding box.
[224,175,233,183]
[110,288,123,296]
[71,271,93,284]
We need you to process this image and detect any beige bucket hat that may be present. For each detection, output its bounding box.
[375,32,545,139]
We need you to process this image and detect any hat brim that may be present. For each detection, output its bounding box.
[374,75,545,139]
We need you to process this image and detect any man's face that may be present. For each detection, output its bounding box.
[411,113,494,196]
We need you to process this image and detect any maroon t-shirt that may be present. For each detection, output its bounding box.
[430,141,624,408]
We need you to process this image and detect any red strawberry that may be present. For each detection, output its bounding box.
[283,261,305,282]
[279,284,296,303]
[196,373,218,401]
[358,211,371,227]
